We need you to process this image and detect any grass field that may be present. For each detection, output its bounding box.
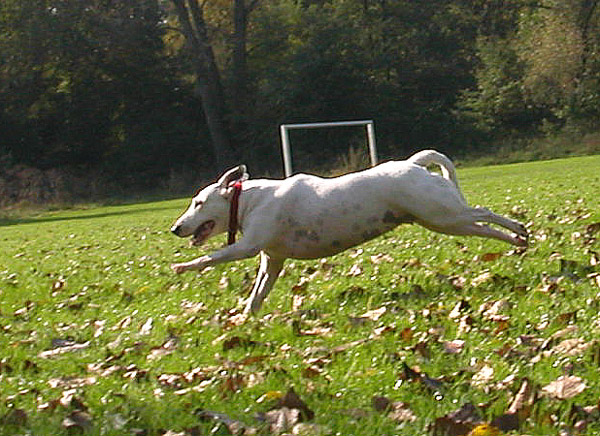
[1,155,600,435]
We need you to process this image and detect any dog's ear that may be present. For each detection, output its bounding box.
[218,165,249,197]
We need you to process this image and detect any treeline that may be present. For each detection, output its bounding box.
[1,0,599,196]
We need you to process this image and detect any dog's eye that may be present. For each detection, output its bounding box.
[193,200,203,208]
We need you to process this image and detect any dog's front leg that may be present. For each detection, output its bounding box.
[171,241,261,274]
[245,252,284,314]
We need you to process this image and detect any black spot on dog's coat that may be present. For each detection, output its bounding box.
[382,210,414,225]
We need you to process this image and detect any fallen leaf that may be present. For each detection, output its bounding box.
[443,340,465,354]
[449,300,470,319]
[112,315,132,330]
[292,277,310,294]
[585,222,600,236]
[542,375,586,399]
[370,253,394,264]
[48,376,97,389]
[471,272,496,287]
[196,410,248,434]
[430,403,482,436]
[38,341,91,359]
[291,422,329,435]
[62,410,93,432]
[221,373,245,395]
[147,338,178,361]
[507,377,535,415]
[271,388,314,421]
[472,365,494,387]
[371,396,416,422]
[265,407,301,434]
[347,263,363,277]
[292,294,305,312]
[476,252,503,262]
[139,317,153,335]
[360,306,387,321]
[387,401,417,423]
[552,338,594,356]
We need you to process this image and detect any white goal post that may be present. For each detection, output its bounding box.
[279,120,378,178]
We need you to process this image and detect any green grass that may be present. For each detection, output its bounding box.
[1,156,600,435]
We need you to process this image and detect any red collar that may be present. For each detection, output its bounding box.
[227,181,243,245]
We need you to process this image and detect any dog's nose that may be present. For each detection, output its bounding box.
[171,224,182,236]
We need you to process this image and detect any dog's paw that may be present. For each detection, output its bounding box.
[170,263,188,274]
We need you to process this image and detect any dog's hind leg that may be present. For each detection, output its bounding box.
[419,206,528,247]
[442,222,527,246]
[467,207,528,243]
[244,252,284,314]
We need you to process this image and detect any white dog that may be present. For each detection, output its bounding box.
[171,150,528,313]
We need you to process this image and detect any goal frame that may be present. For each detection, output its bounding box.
[279,120,378,178]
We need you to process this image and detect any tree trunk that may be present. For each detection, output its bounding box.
[232,0,259,133]
[233,0,248,102]
[171,0,235,170]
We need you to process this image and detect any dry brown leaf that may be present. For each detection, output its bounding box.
[146,338,178,361]
[13,300,34,317]
[38,341,90,359]
[292,277,310,294]
[360,306,387,321]
[471,272,495,287]
[472,365,494,387]
[265,407,301,434]
[449,300,470,319]
[552,338,593,356]
[490,376,536,432]
[272,388,314,421]
[48,376,97,389]
[476,252,503,262]
[388,402,417,423]
[430,403,482,436]
[370,253,394,264]
[372,396,416,423]
[196,410,248,435]
[480,299,510,318]
[62,410,93,432]
[443,340,465,354]
[585,222,600,236]
[292,294,305,312]
[291,422,329,435]
[112,315,132,330]
[372,325,395,337]
[139,317,153,335]
[542,375,586,399]
[221,373,245,395]
[347,263,363,277]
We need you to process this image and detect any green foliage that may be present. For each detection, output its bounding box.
[0,0,201,181]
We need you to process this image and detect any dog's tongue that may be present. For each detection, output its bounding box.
[191,220,215,246]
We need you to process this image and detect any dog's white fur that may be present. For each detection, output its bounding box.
[171,150,528,313]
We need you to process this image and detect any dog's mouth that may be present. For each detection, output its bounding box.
[190,220,215,246]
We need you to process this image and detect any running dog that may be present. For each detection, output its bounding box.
[170,150,528,313]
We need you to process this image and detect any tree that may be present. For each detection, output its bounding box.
[170,0,236,170]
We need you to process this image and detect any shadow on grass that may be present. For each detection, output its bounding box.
[0,204,180,228]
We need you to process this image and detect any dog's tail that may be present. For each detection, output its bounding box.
[408,150,466,202]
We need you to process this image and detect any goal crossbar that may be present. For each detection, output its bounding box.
[279,120,378,178]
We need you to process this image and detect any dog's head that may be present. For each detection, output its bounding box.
[171,165,249,246]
